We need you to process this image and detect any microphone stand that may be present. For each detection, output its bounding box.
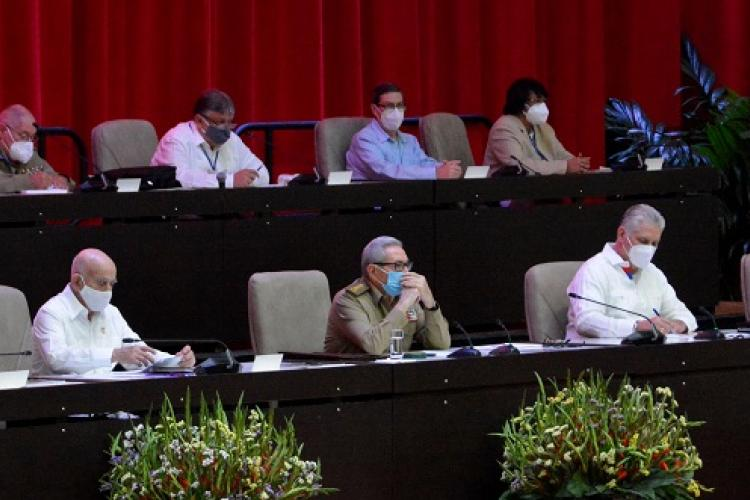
[448,322,482,358]
[568,292,664,345]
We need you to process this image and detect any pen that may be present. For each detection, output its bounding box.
[122,337,143,344]
[652,308,660,317]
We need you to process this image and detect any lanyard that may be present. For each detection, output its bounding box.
[528,129,548,161]
[201,145,220,171]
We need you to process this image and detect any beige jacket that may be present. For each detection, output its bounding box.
[0,151,60,193]
[483,114,573,176]
[325,278,450,354]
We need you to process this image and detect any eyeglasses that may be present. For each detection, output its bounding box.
[375,261,413,272]
[199,114,235,130]
[377,103,406,111]
[4,124,37,143]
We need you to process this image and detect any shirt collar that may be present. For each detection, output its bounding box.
[602,242,631,269]
[369,119,403,144]
[187,121,210,148]
[61,283,90,320]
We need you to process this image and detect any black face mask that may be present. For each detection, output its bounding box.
[205,125,230,146]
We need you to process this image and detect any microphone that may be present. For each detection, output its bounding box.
[216,171,227,189]
[0,350,32,356]
[124,338,239,373]
[695,306,723,340]
[567,292,664,345]
[447,321,482,358]
[488,319,520,356]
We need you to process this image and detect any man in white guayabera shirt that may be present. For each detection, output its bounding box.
[31,248,195,375]
[566,204,697,342]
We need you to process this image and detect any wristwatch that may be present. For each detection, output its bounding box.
[421,300,440,311]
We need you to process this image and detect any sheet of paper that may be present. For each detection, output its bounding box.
[251,354,283,372]
[0,369,29,389]
[327,171,352,185]
[20,188,69,195]
[463,166,490,179]
[116,178,141,192]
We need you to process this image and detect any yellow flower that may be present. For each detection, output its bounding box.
[687,480,701,497]
[631,433,639,447]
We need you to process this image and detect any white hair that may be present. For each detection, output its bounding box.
[361,236,403,276]
[621,204,666,234]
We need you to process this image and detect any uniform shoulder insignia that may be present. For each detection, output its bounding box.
[346,282,369,296]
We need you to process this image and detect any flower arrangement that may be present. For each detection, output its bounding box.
[496,371,711,499]
[101,392,334,499]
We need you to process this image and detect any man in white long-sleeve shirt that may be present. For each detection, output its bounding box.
[566,204,697,341]
[151,89,269,188]
[32,248,195,375]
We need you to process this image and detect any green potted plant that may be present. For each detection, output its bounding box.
[606,36,750,299]
[495,371,710,499]
[101,392,334,499]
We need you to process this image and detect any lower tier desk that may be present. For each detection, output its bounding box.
[2,339,748,499]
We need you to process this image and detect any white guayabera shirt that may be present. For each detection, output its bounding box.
[31,284,168,375]
[151,121,269,188]
[566,243,697,341]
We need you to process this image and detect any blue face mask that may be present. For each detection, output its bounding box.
[382,271,403,297]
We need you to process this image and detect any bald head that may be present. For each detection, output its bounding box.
[0,104,36,130]
[70,248,117,291]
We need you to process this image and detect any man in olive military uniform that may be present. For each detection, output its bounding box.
[0,104,70,193]
[325,235,450,354]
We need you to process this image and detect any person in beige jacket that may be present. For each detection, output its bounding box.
[325,236,450,354]
[0,104,70,192]
[483,78,590,176]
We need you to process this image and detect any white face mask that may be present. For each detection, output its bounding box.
[626,235,656,269]
[4,126,34,164]
[79,277,112,312]
[9,141,34,163]
[524,102,549,125]
[380,108,405,132]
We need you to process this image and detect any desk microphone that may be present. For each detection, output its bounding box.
[126,338,239,373]
[0,350,32,356]
[695,306,723,340]
[567,292,664,345]
[448,321,482,358]
[488,319,520,356]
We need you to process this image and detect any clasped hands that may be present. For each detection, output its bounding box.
[395,272,436,312]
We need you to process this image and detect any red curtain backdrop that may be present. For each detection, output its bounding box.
[0,0,748,181]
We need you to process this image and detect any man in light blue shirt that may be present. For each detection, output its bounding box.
[346,83,462,181]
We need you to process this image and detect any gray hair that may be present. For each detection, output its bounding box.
[621,204,665,234]
[361,236,403,276]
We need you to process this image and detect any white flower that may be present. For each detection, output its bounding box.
[563,452,572,462]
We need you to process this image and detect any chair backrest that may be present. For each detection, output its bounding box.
[0,285,32,371]
[524,261,584,342]
[419,112,475,167]
[742,254,750,321]
[91,119,158,173]
[248,270,331,354]
[314,117,371,179]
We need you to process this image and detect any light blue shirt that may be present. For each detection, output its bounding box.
[345,119,440,180]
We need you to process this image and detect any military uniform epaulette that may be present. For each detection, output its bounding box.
[345,282,369,296]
